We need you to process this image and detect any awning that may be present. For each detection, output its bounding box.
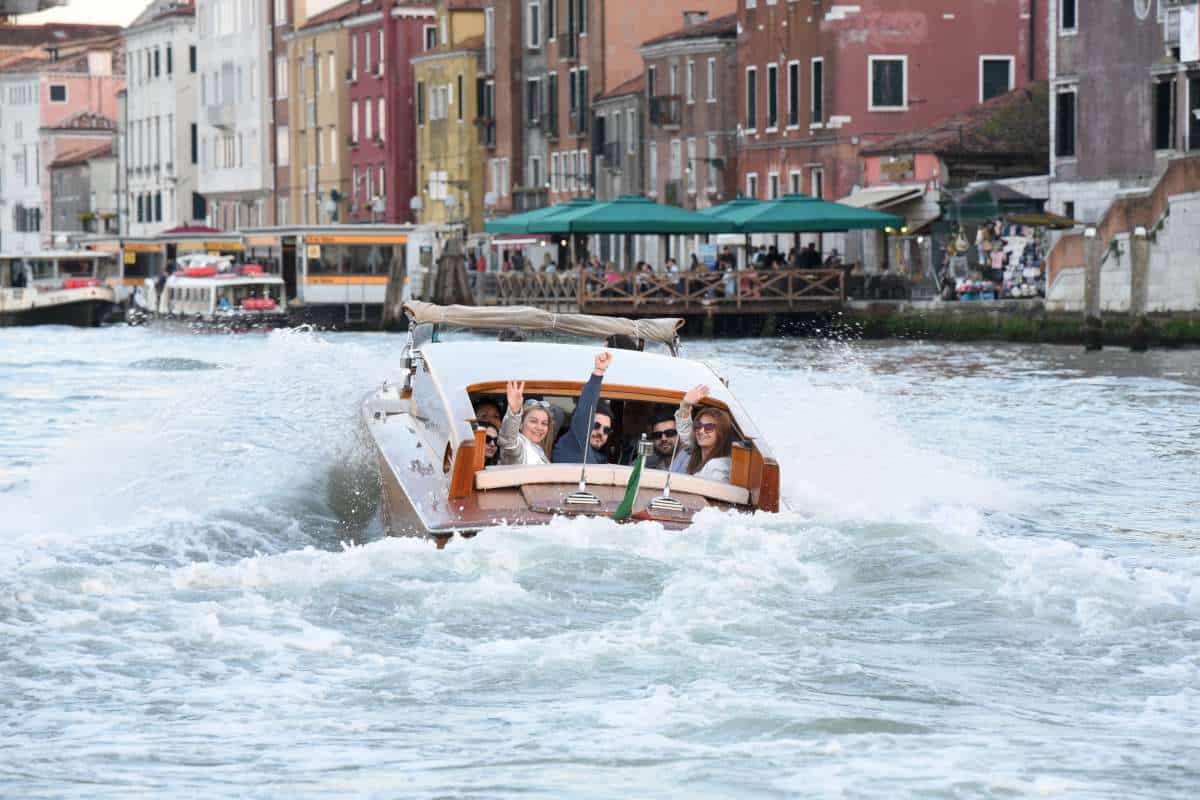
[838,185,924,209]
[1005,211,1078,230]
[539,195,735,235]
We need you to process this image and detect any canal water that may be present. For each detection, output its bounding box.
[1,326,1197,798]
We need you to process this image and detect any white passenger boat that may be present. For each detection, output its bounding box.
[128,254,288,331]
[363,301,781,547]
[0,251,119,327]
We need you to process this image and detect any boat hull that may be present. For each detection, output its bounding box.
[0,297,115,327]
[126,308,291,333]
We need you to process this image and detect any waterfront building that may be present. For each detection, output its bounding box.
[592,73,642,202]
[194,0,272,230]
[736,1,1048,207]
[0,34,125,252]
[285,0,354,225]
[342,0,435,225]
[121,0,201,237]
[546,0,735,208]
[410,0,485,231]
[640,12,737,211]
[49,141,118,238]
[268,0,298,226]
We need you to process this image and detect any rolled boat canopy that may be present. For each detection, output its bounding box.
[404,301,685,347]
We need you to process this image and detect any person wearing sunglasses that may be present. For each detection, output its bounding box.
[642,411,679,470]
[480,422,500,467]
[670,384,734,482]
[551,351,615,464]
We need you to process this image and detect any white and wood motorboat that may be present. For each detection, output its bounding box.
[363,301,781,547]
[0,251,119,327]
[128,253,288,331]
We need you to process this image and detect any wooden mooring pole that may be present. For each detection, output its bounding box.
[1082,227,1103,351]
[1129,226,1150,352]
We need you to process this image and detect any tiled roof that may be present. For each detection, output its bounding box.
[641,13,737,47]
[863,82,1050,158]
[599,72,644,100]
[128,1,195,30]
[0,23,121,49]
[299,0,363,30]
[0,33,123,73]
[50,140,114,168]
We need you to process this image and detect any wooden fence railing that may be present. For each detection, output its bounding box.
[471,267,846,314]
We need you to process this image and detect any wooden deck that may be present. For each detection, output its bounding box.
[472,268,846,316]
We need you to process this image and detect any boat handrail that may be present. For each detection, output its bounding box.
[404,300,683,353]
[474,463,750,506]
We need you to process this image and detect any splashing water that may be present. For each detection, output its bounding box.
[1,326,1198,798]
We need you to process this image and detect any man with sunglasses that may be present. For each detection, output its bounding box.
[552,351,614,464]
[642,412,679,470]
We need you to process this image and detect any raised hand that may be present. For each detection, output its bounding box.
[594,351,612,374]
[683,384,709,406]
[506,380,525,411]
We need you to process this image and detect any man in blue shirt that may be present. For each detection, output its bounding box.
[552,351,613,464]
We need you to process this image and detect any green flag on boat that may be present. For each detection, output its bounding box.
[612,452,645,521]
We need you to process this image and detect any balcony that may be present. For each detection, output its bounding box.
[513,187,549,212]
[206,103,236,129]
[649,95,682,129]
[478,118,496,149]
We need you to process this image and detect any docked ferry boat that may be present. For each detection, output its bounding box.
[363,302,781,547]
[0,251,119,327]
[128,254,288,331]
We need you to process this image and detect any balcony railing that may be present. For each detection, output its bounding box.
[513,187,549,212]
[649,95,682,128]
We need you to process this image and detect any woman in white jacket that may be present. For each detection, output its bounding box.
[498,380,553,465]
[671,384,734,482]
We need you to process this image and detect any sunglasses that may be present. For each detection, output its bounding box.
[592,422,612,434]
[485,435,498,445]
[652,428,678,439]
[695,421,718,434]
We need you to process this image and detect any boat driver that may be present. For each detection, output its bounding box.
[551,351,613,464]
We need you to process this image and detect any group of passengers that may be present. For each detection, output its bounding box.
[472,351,734,483]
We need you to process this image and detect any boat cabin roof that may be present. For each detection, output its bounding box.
[420,341,762,442]
[168,275,285,288]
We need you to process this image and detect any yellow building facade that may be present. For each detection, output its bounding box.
[286,12,352,225]
[411,4,485,232]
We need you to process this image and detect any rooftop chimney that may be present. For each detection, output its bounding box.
[683,10,709,27]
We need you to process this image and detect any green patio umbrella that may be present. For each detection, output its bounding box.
[484,198,597,234]
[733,193,903,233]
[698,196,770,226]
[544,195,734,235]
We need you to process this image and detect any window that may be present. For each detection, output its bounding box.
[379,165,385,197]
[49,84,67,103]
[670,138,681,180]
[766,63,778,129]
[190,45,197,74]
[809,166,824,199]
[1060,0,1077,33]
[166,46,173,75]
[363,32,371,75]
[528,1,541,48]
[365,98,373,140]
[154,48,161,78]
[686,137,696,194]
[529,155,542,188]
[551,152,560,192]
[424,25,437,50]
[811,58,824,124]
[786,60,799,127]
[1154,79,1176,151]
[686,59,695,104]
[458,74,464,121]
[378,29,385,75]
[648,140,658,194]
[869,55,907,111]
[789,169,801,194]
[277,126,289,167]
[351,100,359,141]
[378,97,386,141]
[276,57,288,99]
[417,81,425,124]
[191,123,198,164]
[669,62,678,95]
[527,77,541,119]
[746,172,758,199]
[706,57,716,102]
[1055,89,1076,158]
[351,34,358,79]
[329,52,337,93]
[547,0,556,39]
[647,65,656,98]
[745,67,757,131]
[767,172,779,199]
[706,135,718,193]
[626,109,636,153]
[980,57,1013,102]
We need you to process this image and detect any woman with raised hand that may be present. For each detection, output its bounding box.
[498,381,553,465]
[670,384,734,482]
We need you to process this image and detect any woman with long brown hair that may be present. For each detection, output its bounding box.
[671,385,734,482]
